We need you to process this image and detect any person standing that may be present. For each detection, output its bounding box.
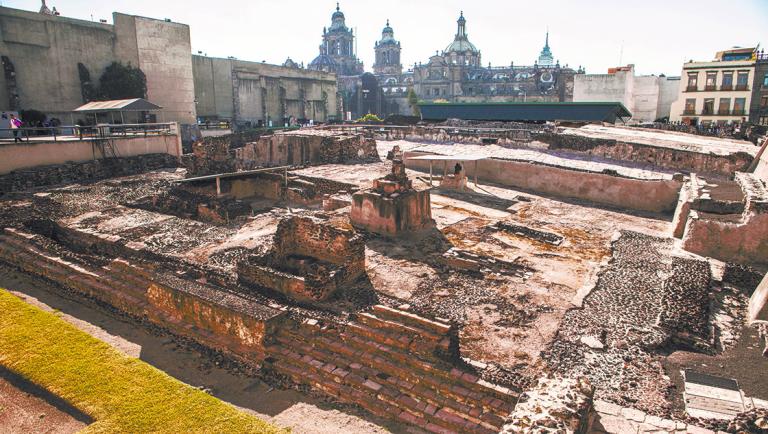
[9,114,22,143]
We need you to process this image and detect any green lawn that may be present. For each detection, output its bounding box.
[0,289,284,433]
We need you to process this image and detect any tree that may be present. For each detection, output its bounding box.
[97,62,147,100]
[406,88,420,117]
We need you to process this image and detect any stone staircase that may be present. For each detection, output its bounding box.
[0,228,519,433]
[267,305,517,434]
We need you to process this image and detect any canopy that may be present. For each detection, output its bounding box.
[418,102,632,123]
[73,98,162,113]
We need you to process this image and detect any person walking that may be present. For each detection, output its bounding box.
[9,114,22,143]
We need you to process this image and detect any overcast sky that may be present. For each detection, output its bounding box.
[6,0,767,76]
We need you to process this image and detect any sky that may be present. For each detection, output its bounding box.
[5,0,767,76]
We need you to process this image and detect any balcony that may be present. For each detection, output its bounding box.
[704,85,717,91]
[721,85,733,91]
[733,109,746,116]
[735,84,749,91]
[683,109,696,115]
[702,109,714,116]
[685,86,698,92]
[718,109,731,115]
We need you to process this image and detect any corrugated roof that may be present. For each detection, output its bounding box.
[418,102,632,123]
[407,155,486,161]
[73,98,163,112]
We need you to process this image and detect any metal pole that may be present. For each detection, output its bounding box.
[216,176,221,196]
[475,160,479,187]
[429,161,433,186]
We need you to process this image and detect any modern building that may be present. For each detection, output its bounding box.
[0,5,197,124]
[669,47,762,125]
[192,56,339,128]
[749,50,768,126]
[573,65,680,123]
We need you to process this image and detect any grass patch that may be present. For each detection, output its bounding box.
[0,289,284,433]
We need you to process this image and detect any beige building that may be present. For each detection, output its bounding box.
[0,6,197,124]
[669,48,757,125]
[192,56,339,127]
[573,65,680,123]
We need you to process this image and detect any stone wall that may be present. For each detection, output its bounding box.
[193,55,339,125]
[0,153,178,194]
[238,214,366,303]
[534,132,753,178]
[0,226,518,433]
[351,189,434,236]
[681,173,768,267]
[327,125,533,146]
[404,151,683,214]
[186,130,378,177]
[500,376,594,434]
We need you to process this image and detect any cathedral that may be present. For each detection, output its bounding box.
[307,5,583,119]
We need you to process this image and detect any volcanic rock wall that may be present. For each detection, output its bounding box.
[185,130,379,177]
[534,132,753,178]
[0,154,178,194]
[367,125,533,146]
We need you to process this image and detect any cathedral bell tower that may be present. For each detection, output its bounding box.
[373,19,402,75]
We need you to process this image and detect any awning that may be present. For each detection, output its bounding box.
[73,98,162,112]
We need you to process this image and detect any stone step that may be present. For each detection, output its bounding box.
[278,323,515,411]
[272,328,508,431]
[269,344,497,434]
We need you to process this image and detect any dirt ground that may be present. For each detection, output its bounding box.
[0,367,90,434]
[0,267,397,434]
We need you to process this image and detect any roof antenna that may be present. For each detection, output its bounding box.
[619,40,624,66]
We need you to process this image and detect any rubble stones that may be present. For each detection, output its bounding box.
[500,376,595,434]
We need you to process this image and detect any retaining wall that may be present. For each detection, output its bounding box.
[0,132,182,175]
[404,151,683,214]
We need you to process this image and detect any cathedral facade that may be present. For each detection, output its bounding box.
[308,5,583,119]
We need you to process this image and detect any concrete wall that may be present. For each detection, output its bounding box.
[573,66,677,122]
[0,130,182,174]
[114,14,197,124]
[0,7,196,125]
[404,151,683,214]
[657,77,681,120]
[0,7,116,121]
[192,55,339,125]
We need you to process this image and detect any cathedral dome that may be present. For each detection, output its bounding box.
[329,3,347,31]
[445,12,479,54]
[308,53,337,72]
[379,19,397,44]
[445,39,478,54]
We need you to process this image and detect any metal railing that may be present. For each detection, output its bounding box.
[0,122,175,144]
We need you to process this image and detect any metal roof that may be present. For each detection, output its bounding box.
[418,102,632,123]
[407,155,487,161]
[73,98,163,112]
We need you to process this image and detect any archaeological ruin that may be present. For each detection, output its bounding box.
[0,120,767,434]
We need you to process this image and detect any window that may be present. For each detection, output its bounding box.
[736,71,749,90]
[763,73,768,87]
[760,116,768,126]
[761,96,768,108]
[734,97,746,115]
[702,98,715,115]
[686,72,698,91]
[718,98,731,115]
[705,72,717,90]
[684,98,696,115]
[721,72,733,90]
